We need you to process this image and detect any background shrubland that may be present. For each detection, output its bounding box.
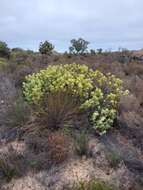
[0,40,143,190]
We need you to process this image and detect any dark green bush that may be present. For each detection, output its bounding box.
[0,41,10,58]
[39,40,54,55]
[11,47,24,52]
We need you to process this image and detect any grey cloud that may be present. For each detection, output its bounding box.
[0,0,143,51]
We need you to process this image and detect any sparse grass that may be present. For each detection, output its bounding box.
[26,131,70,166]
[123,61,143,76]
[74,130,89,156]
[27,159,43,171]
[106,151,121,169]
[25,134,47,154]
[0,155,15,182]
[72,179,114,190]
[5,96,30,128]
[0,146,25,181]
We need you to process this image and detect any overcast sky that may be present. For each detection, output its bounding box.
[0,0,143,52]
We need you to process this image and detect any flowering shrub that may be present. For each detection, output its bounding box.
[23,63,128,134]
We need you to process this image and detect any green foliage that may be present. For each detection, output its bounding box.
[39,40,54,55]
[0,58,7,70]
[74,131,89,156]
[23,63,128,133]
[69,38,89,54]
[72,179,114,190]
[0,41,10,58]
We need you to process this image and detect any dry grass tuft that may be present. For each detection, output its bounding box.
[38,91,80,130]
[47,131,69,164]
[0,145,25,181]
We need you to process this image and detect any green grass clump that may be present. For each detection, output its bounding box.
[106,151,121,169]
[0,57,7,65]
[72,179,114,190]
[0,58,8,70]
[74,131,89,156]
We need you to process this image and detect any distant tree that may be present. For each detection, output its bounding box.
[11,47,24,52]
[69,38,89,55]
[90,49,96,55]
[97,48,103,54]
[39,41,54,55]
[0,41,10,58]
[69,46,74,54]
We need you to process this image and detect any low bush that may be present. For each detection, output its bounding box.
[23,63,128,134]
[39,40,54,55]
[11,50,29,65]
[14,67,32,88]
[5,96,30,128]
[0,41,10,58]
[117,49,132,63]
